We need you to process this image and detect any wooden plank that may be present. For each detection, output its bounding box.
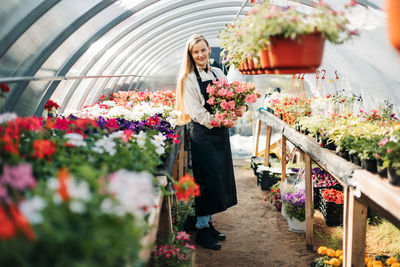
[343,187,367,267]
[139,176,167,262]
[256,109,285,133]
[157,194,173,241]
[353,169,400,224]
[342,186,350,267]
[281,135,287,181]
[257,109,356,186]
[264,125,272,166]
[305,153,314,250]
[253,119,262,156]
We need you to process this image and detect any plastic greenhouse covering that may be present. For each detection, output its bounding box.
[0,0,399,116]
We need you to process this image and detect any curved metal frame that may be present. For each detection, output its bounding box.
[65,0,246,111]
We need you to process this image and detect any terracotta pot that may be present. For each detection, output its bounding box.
[387,0,400,52]
[243,60,249,71]
[269,32,325,73]
[260,47,272,69]
[247,56,256,70]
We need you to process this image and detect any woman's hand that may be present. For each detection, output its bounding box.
[234,105,247,117]
[222,116,238,128]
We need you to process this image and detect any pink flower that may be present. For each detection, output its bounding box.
[210,119,220,127]
[176,231,191,241]
[185,243,196,250]
[0,184,7,199]
[378,138,389,147]
[0,163,36,191]
[227,100,236,110]
[206,85,216,96]
[245,94,257,103]
[220,100,229,110]
[218,89,228,97]
[207,97,216,105]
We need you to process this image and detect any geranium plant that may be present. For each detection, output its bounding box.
[322,188,344,204]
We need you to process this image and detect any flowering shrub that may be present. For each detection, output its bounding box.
[312,168,338,188]
[43,100,61,118]
[282,189,306,221]
[206,80,261,127]
[153,231,195,267]
[322,189,344,204]
[265,182,281,211]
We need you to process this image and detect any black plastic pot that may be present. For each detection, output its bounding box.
[361,158,377,173]
[387,167,400,186]
[338,150,350,161]
[350,154,361,166]
[377,160,387,178]
[266,107,274,114]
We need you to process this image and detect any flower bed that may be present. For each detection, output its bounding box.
[0,90,183,265]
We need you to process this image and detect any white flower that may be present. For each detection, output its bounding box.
[67,178,91,201]
[47,177,59,190]
[152,132,167,145]
[101,100,116,107]
[134,131,147,147]
[69,200,86,214]
[19,196,46,224]
[64,133,86,147]
[105,170,154,218]
[100,198,114,214]
[53,194,62,205]
[93,136,117,155]
[0,112,17,124]
[155,145,165,155]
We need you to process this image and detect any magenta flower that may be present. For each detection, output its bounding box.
[0,163,36,191]
[0,183,7,199]
[176,231,191,241]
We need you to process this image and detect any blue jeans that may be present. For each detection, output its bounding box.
[196,215,212,229]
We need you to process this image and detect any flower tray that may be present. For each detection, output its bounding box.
[258,170,281,191]
[313,184,342,211]
[319,195,343,227]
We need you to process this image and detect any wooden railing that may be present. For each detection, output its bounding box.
[255,108,400,267]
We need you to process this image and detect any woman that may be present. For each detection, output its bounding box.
[175,34,247,250]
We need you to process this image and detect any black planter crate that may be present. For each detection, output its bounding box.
[251,156,264,177]
[257,170,281,191]
[313,184,342,211]
[319,192,343,227]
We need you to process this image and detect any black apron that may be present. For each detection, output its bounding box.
[190,67,237,216]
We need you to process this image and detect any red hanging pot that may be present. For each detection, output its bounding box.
[259,47,274,74]
[387,0,400,52]
[268,32,325,74]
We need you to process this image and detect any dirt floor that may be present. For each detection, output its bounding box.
[194,159,318,267]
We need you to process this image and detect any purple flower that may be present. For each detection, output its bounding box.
[0,163,36,191]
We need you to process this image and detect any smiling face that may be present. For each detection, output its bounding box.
[191,40,210,69]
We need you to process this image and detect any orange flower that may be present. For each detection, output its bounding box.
[174,174,200,202]
[58,168,70,201]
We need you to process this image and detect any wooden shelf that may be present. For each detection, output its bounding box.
[354,169,400,227]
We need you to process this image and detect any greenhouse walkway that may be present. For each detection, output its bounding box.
[194,159,316,267]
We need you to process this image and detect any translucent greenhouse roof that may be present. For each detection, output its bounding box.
[0,0,398,116]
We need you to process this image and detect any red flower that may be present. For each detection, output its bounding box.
[173,174,200,202]
[0,205,17,240]
[43,100,60,111]
[322,189,344,204]
[33,139,56,160]
[105,118,119,129]
[0,83,10,93]
[8,203,36,241]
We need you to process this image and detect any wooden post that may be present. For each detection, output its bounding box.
[264,125,272,166]
[281,135,287,181]
[305,153,314,250]
[253,119,262,156]
[343,187,367,267]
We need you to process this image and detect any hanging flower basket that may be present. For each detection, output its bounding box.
[268,32,325,74]
[387,0,400,52]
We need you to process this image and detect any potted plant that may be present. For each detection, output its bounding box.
[320,188,344,226]
[376,127,400,185]
[219,1,358,74]
[282,189,306,233]
[387,0,400,52]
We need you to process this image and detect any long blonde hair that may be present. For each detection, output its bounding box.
[176,34,211,125]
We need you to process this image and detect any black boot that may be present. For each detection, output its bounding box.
[195,227,222,250]
[209,222,226,241]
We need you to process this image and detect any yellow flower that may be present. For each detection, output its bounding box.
[391,263,400,267]
[387,257,399,265]
[335,249,343,257]
[327,248,336,257]
[328,258,341,266]
[318,246,328,255]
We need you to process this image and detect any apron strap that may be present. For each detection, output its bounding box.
[193,66,218,85]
